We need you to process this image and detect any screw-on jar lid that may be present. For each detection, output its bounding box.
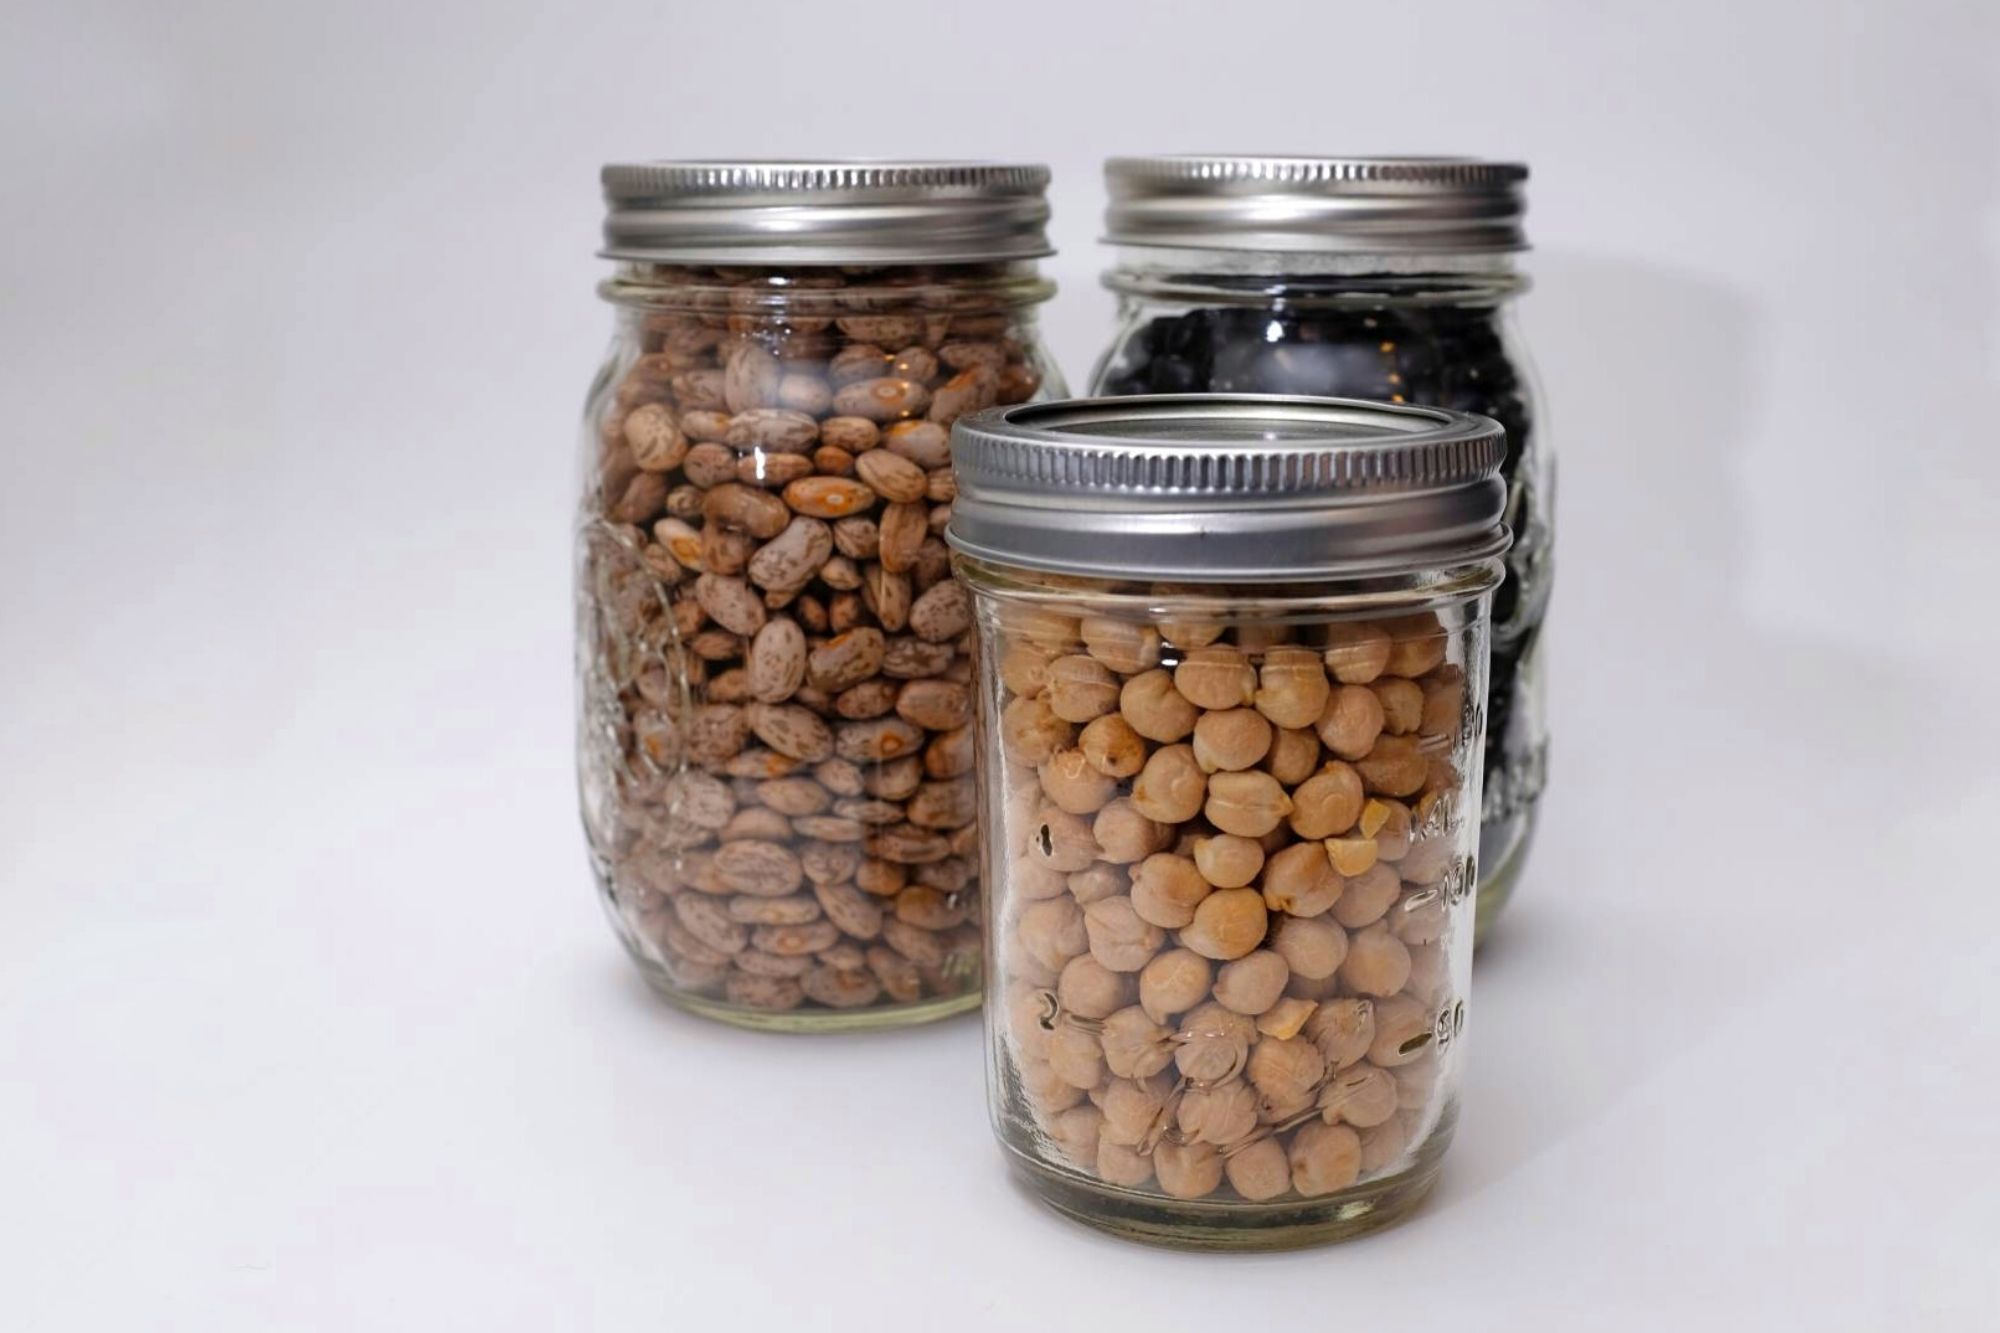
[1103,155,1528,254]
[599,160,1054,265]
[947,395,1511,582]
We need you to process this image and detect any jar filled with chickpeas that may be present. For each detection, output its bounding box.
[949,395,1510,1247]
[579,162,1066,1029]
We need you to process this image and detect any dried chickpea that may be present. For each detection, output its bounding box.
[1331,861,1402,929]
[1191,708,1274,773]
[1253,646,1332,730]
[1129,853,1212,930]
[1092,798,1171,864]
[1174,1002,1256,1083]
[1046,1103,1105,1168]
[1317,684,1386,761]
[1080,616,1162,674]
[1322,622,1391,684]
[1047,1023,1105,1090]
[1366,995,1435,1068]
[1382,612,1447,677]
[1066,862,1128,905]
[1359,797,1413,860]
[1084,896,1166,972]
[1038,748,1118,815]
[1212,949,1291,1016]
[1045,654,1121,722]
[1173,644,1256,710]
[998,640,1059,696]
[1118,669,1197,743]
[1269,913,1348,981]
[1319,1064,1398,1129]
[1077,713,1146,778]
[1260,841,1343,918]
[1131,744,1206,823]
[1190,834,1264,889]
[1153,1140,1225,1200]
[1263,726,1322,785]
[1138,948,1212,1023]
[1306,997,1376,1070]
[1289,1121,1362,1197]
[1058,955,1133,1020]
[1176,1080,1260,1147]
[1288,761,1365,839]
[1019,1056,1086,1113]
[1339,922,1412,998]
[1247,1035,1327,1112]
[1257,996,1318,1041]
[1001,694,1073,765]
[1099,1073,1174,1145]
[1203,770,1293,838]
[1358,1116,1409,1174]
[1179,887,1268,962]
[1024,805,1102,873]
[1100,1007,1176,1080]
[1371,677,1424,734]
[1225,1137,1293,1202]
[1015,897,1087,973]
[1324,834,1380,877]
[1356,733,1429,798]
[1096,1135,1154,1188]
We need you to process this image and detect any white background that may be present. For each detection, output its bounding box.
[4,0,1998,1327]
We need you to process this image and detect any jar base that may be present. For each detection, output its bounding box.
[1000,1119,1451,1251]
[635,960,981,1034]
[1473,802,1540,946]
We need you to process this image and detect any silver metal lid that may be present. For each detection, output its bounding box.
[948,395,1511,582]
[1103,156,1529,254]
[600,160,1054,265]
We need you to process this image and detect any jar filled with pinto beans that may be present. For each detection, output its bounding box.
[1091,157,1551,941]
[578,161,1066,1029]
[949,395,1510,1247]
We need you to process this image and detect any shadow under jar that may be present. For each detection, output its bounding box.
[1090,157,1552,941]
[578,161,1067,1030]
[949,395,1513,1249]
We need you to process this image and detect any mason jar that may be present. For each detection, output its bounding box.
[1089,157,1550,939]
[578,161,1068,1029]
[949,395,1510,1248]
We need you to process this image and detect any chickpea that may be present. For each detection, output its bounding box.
[1129,853,1212,930]
[1339,922,1412,998]
[1260,841,1343,918]
[1179,887,1269,962]
[1046,1103,1105,1168]
[1366,995,1435,1068]
[1420,665,1466,740]
[1204,770,1293,838]
[1047,1023,1105,1090]
[1173,644,1257,711]
[1190,834,1264,890]
[1358,1115,1409,1174]
[1394,1053,1440,1111]
[1317,684,1386,761]
[1225,1136,1292,1202]
[1001,694,1073,765]
[1382,612,1447,677]
[1153,589,1226,650]
[1247,1035,1326,1110]
[1010,858,1067,902]
[1009,606,1082,652]
[1371,676,1424,734]
[1256,995,1318,1041]
[1038,747,1118,815]
[1393,893,1449,949]
[1093,798,1173,864]
[1331,861,1402,929]
[1024,806,1101,873]
[1015,896,1087,973]
[1253,645,1332,730]
[1131,744,1207,824]
[1356,733,1429,798]
[1100,1006,1176,1080]
[1359,797,1413,860]
[1066,861,1128,905]
[1176,1079,1260,1147]
[1153,1140,1225,1200]
[1138,948,1212,1023]
[1096,1134,1154,1188]
[1324,833,1380,877]
[1080,616,1162,674]
[998,640,1059,697]
[1305,997,1376,1071]
[1398,833,1454,885]
[1084,896,1166,972]
[1289,1121,1362,1197]
[1403,940,1450,1003]
[1118,669,1197,742]
[1269,913,1348,981]
[1078,713,1147,778]
[1058,954,1133,1020]
[1212,949,1291,1016]
[1098,1072,1174,1144]
[1263,726,1322,786]
[1174,1002,1255,1083]
[1322,622,1391,685]
[1018,1056,1086,1114]
[1319,1063,1398,1129]
[1288,761,1365,839]
[1191,707,1274,773]
[1045,654,1120,723]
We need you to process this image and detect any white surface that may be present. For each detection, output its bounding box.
[4,0,1998,1327]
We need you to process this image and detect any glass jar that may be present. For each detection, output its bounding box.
[1089,157,1551,939]
[577,161,1068,1030]
[948,395,1511,1248]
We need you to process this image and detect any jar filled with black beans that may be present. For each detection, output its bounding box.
[1089,157,1551,941]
